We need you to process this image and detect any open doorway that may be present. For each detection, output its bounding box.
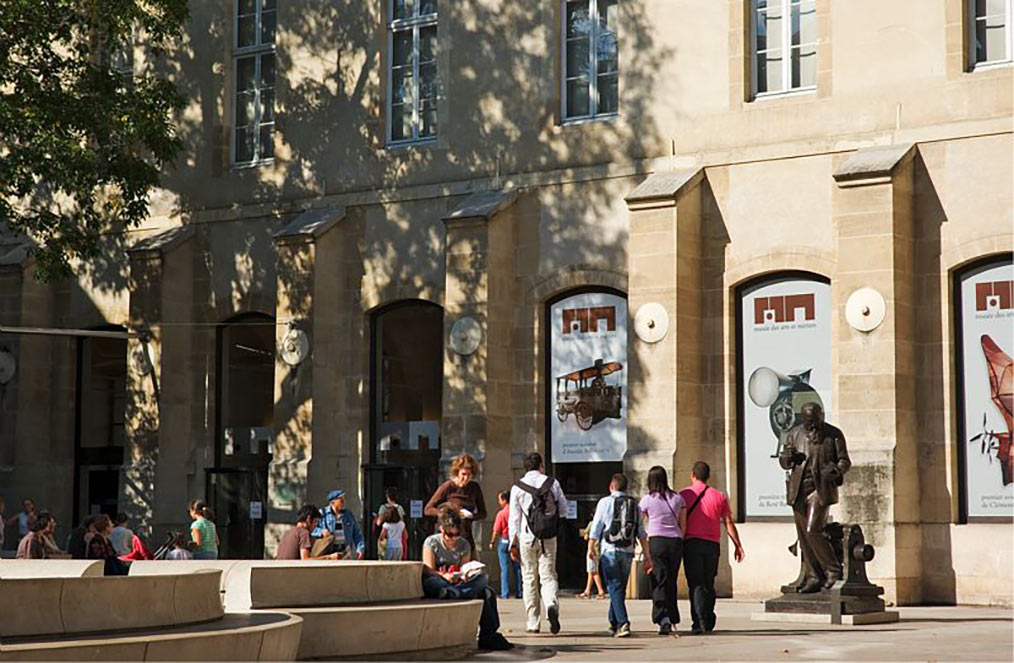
[74,332,127,524]
[211,313,275,559]
[365,301,443,559]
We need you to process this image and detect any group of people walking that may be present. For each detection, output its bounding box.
[586,461,745,638]
[279,450,743,643]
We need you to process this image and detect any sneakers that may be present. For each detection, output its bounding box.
[477,633,514,651]
[658,621,672,636]
[547,604,561,635]
[615,623,631,638]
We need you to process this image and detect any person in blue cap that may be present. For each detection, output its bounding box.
[311,489,365,559]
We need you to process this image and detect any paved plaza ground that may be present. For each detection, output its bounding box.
[468,596,1014,662]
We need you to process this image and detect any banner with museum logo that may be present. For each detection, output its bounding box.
[740,274,832,518]
[958,257,1014,519]
[549,291,627,463]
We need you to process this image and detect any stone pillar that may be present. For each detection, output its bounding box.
[832,143,921,605]
[123,226,195,537]
[267,208,345,554]
[441,191,519,554]
[624,169,707,493]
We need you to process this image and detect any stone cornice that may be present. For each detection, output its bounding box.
[442,189,519,226]
[833,143,917,188]
[274,206,346,244]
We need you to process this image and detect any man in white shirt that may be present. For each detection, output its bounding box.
[509,452,567,635]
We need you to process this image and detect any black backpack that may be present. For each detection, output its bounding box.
[515,476,560,540]
[605,495,638,548]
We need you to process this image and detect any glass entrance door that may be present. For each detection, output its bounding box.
[205,468,267,559]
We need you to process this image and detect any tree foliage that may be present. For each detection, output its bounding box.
[0,0,189,281]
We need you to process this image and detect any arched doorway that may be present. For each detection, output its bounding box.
[365,300,444,559]
[209,312,275,559]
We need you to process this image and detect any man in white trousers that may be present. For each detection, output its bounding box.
[509,451,568,634]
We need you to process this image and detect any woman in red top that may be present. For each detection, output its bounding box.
[424,453,487,549]
[488,491,522,599]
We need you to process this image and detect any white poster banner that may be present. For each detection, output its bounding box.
[741,276,832,517]
[550,292,628,463]
[959,259,1014,518]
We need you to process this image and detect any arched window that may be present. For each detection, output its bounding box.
[736,272,831,520]
[545,286,627,589]
[954,254,1014,521]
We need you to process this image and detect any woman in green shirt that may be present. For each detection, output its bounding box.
[188,499,219,560]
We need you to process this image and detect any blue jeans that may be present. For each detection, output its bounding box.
[496,539,522,598]
[423,573,500,639]
[193,550,218,560]
[600,550,633,629]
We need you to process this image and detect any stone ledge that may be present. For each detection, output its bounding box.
[274,207,346,243]
[127,225,195,256]
[443,190,520,225]
[833,143,916,187]
[751,610,900,625]
[625,167,704,209]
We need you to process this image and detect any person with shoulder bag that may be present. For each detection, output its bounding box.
[508,452,568,634]
[679,461,745,635]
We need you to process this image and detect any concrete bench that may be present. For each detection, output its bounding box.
[0,560,104,578]
[128,561,483,660]
[128,560,423,610]
[285,599,482,660]
[0,570,223,638]
[0,612,302,662]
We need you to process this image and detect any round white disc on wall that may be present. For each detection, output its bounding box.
[634,302,669,343]
[845,287,887,333]
[449,316,482,355]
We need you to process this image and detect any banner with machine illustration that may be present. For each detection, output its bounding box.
[958,258,1014,518]
[740,275,832,517]
[549,291,627,463]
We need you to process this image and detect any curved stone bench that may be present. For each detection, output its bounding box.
[0,612,302,662]
[129,561,483,660]
[0,560,104,578]
[283,599,482,660]
[0,570,223,638]
[129,561,423,610]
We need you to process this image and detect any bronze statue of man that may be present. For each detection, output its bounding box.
[778,402,851,593]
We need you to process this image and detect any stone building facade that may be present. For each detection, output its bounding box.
[1,1,1011,605]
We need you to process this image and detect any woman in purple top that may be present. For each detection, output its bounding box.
[639,466,687,637]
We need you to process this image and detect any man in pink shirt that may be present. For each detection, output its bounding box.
[679,461,745,635]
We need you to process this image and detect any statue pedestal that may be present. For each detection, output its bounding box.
[756,523,900,625]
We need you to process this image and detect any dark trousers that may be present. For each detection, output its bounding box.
[648,536,683,625]
[683,538,720,631]
[423,573,500,639]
